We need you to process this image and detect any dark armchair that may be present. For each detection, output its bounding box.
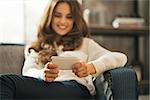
[0,44,138,100]
[94,67,138,100]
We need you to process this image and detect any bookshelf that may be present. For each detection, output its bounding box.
[89,24,149,94]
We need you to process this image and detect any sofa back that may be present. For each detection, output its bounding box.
[0,44,25,75]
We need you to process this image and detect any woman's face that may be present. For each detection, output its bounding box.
[51,2,74,36]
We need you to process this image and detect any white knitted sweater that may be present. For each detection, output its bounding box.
[22,37,127,95]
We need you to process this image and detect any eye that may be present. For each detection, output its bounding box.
[67,14,73,19]
[53,12,61,18]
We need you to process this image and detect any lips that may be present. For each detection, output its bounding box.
[58,25,67,30]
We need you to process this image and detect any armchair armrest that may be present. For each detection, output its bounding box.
[94,67,138,100]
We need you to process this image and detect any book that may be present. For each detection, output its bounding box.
[112,17,145,28]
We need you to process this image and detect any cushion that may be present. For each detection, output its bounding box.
[0,44,25,75]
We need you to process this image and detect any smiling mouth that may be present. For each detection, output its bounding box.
[58,25,67,30]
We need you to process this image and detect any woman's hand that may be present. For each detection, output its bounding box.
[43,62,59,82]
[72,62,96,78]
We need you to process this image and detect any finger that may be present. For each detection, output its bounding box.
[76,71,88,78]
[45,73,58,78]
[51,68,59,74]
[44,69,59,74]
[46,63,58,69]
[72,62,81,69]
[78,65,87,72]
[72,62,81,73]
[76,62,87,72]
[50,63,58,68]
[44,77,55,82]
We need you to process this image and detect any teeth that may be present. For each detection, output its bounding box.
[59,25,66,29]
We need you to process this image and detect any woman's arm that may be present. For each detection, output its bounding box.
[22,46,44,79]
[87,38,127,77]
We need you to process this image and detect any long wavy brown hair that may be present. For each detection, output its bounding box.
[29,0,90,65]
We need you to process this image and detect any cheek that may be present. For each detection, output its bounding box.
[51,19,57,26]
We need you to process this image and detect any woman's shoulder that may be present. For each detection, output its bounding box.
[80,37,96,51]
[83,37,96,45]
[83,37,93,42]
[83,37,92,41]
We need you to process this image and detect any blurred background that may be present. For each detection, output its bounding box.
[0,0,149,99]
[83,0,149,99]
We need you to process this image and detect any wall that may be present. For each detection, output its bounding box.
[0,0,24,44]
[0,0,49,44]
[83,0,135,25]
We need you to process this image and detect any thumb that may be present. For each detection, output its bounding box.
[47,62,58,69]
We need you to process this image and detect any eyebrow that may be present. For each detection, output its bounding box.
[54,11,72,15]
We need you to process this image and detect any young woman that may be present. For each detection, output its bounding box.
[0,0,127,99]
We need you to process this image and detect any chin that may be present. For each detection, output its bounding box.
[57,32,68,36]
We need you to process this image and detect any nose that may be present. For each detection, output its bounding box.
[59,17,67,24]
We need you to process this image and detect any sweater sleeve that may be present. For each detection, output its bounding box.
[86,38,127,77]
[22,46,44,80]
